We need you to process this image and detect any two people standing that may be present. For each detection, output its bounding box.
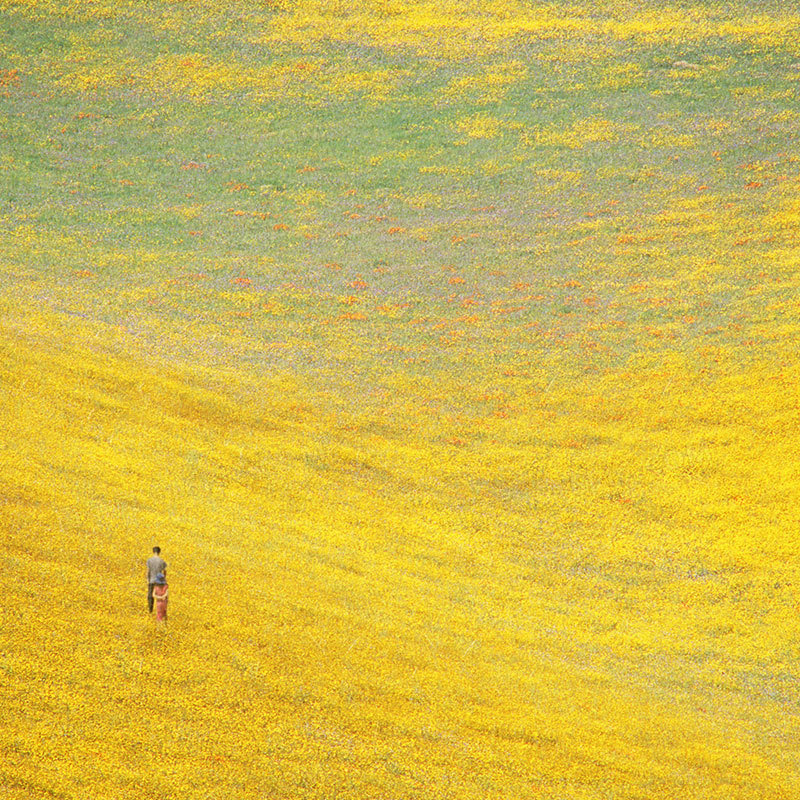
[146,546,169,623]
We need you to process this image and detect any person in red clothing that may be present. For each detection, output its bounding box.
[152,572,169,625]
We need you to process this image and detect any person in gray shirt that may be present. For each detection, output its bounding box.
[146,546,167,613]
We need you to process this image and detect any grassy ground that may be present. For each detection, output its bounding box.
[2,1,800,798]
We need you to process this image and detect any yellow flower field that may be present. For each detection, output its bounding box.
[2,0,800,798]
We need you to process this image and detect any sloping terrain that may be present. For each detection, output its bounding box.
[2,1,800,798]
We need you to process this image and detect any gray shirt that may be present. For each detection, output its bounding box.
[146,555,167,584]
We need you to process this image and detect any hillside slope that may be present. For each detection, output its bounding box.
[2,0,800,797]
[3,306,800,799]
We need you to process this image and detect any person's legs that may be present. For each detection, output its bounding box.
[148,583,155,612]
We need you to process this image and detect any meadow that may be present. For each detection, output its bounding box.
[2,1,800,798]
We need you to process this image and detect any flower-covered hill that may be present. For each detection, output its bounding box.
[2,0,800,798]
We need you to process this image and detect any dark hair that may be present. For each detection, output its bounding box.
[153,546,161,554]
